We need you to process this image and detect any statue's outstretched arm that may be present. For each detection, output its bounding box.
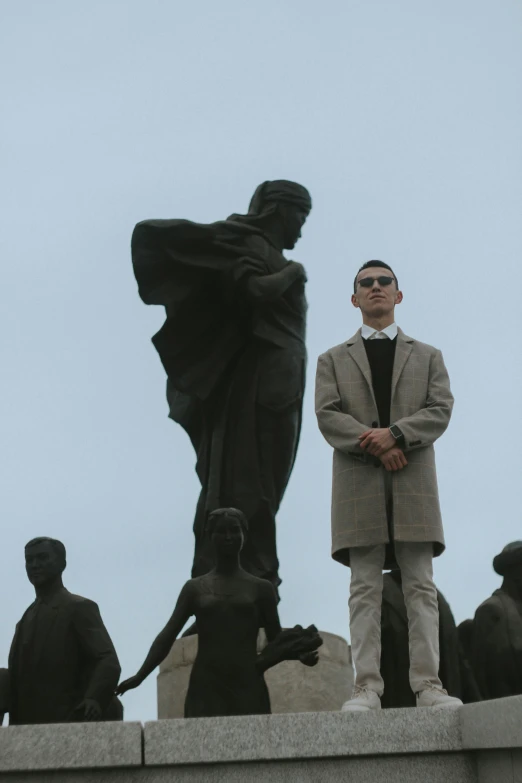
[116,581,194,695]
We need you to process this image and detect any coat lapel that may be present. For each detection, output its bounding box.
[8,619,24,670]
[9,597,39,668]
[347,327,415,413]
[391,328,414,402]
[31,589,66,666]
[346,329,378,412]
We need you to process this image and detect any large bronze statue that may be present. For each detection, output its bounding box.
[380,570,481,708]
[131,181,311,591]
[6,538,122,725]
[471,541,522,699]
[116,508,322,717]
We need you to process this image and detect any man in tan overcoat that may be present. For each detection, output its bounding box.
[315,260,462,711]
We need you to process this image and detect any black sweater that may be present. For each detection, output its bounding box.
[363,337,397,428]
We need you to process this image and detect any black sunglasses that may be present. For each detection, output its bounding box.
[357,275,395,288]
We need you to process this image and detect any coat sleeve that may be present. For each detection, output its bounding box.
[394,349,454,452]
[72,600,121,710]
[315,352,368,460]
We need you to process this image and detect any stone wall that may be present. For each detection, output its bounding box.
[1,696,522,782]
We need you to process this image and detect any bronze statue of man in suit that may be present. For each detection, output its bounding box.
[471,541,522,699]
[6,537,122,725]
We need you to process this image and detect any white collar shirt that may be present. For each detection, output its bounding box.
[361,322,398,341]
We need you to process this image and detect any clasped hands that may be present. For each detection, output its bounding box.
[358,428,407,472]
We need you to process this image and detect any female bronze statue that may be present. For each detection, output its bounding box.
[116,508,321,717]
[131,181,312,592]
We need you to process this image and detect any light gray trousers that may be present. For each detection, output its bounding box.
[349,541,442,696]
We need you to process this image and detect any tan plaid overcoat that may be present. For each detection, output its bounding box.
[315,328,453,565]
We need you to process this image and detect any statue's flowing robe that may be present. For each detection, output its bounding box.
[132,218,307,588]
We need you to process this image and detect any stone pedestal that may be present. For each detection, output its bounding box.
[157,630,353,718]
[4,698,522,781]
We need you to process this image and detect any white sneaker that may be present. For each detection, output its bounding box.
[341,687,381,712]
[416,686,463,709]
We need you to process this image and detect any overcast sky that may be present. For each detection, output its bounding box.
[1,0,521,722]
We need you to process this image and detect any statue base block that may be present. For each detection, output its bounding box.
[157,630,353,718]
[3,698,522,781]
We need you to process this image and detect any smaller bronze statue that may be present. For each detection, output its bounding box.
[379,570,480,707]
[117,508,322,717]
[471,541,522,699]
[7,538,122,725]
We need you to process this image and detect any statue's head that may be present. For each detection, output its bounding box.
[207,507,248,556]
[25,537,66,587]
[493,541,522,583]
[247,180,312,250]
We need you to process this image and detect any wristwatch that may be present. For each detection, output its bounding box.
[389,424,404,442]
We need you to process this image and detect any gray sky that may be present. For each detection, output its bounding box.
[1,0,521,722]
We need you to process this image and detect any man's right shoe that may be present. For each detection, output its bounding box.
[416,686,463,709]
[341,687,381,712]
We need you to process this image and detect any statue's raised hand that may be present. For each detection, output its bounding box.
[289,261,307,283]
[115,674,143,696]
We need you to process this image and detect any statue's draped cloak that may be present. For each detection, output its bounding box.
[132,218,307,587]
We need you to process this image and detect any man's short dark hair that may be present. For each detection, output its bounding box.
[25,537,66,566]
[353,260,398,293]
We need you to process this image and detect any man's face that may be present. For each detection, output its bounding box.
[25,542,63,587]
[351,266,403,318]
[280,204,308,250]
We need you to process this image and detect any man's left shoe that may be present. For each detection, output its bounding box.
[341,687,381,712]
[416,686,463,708]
